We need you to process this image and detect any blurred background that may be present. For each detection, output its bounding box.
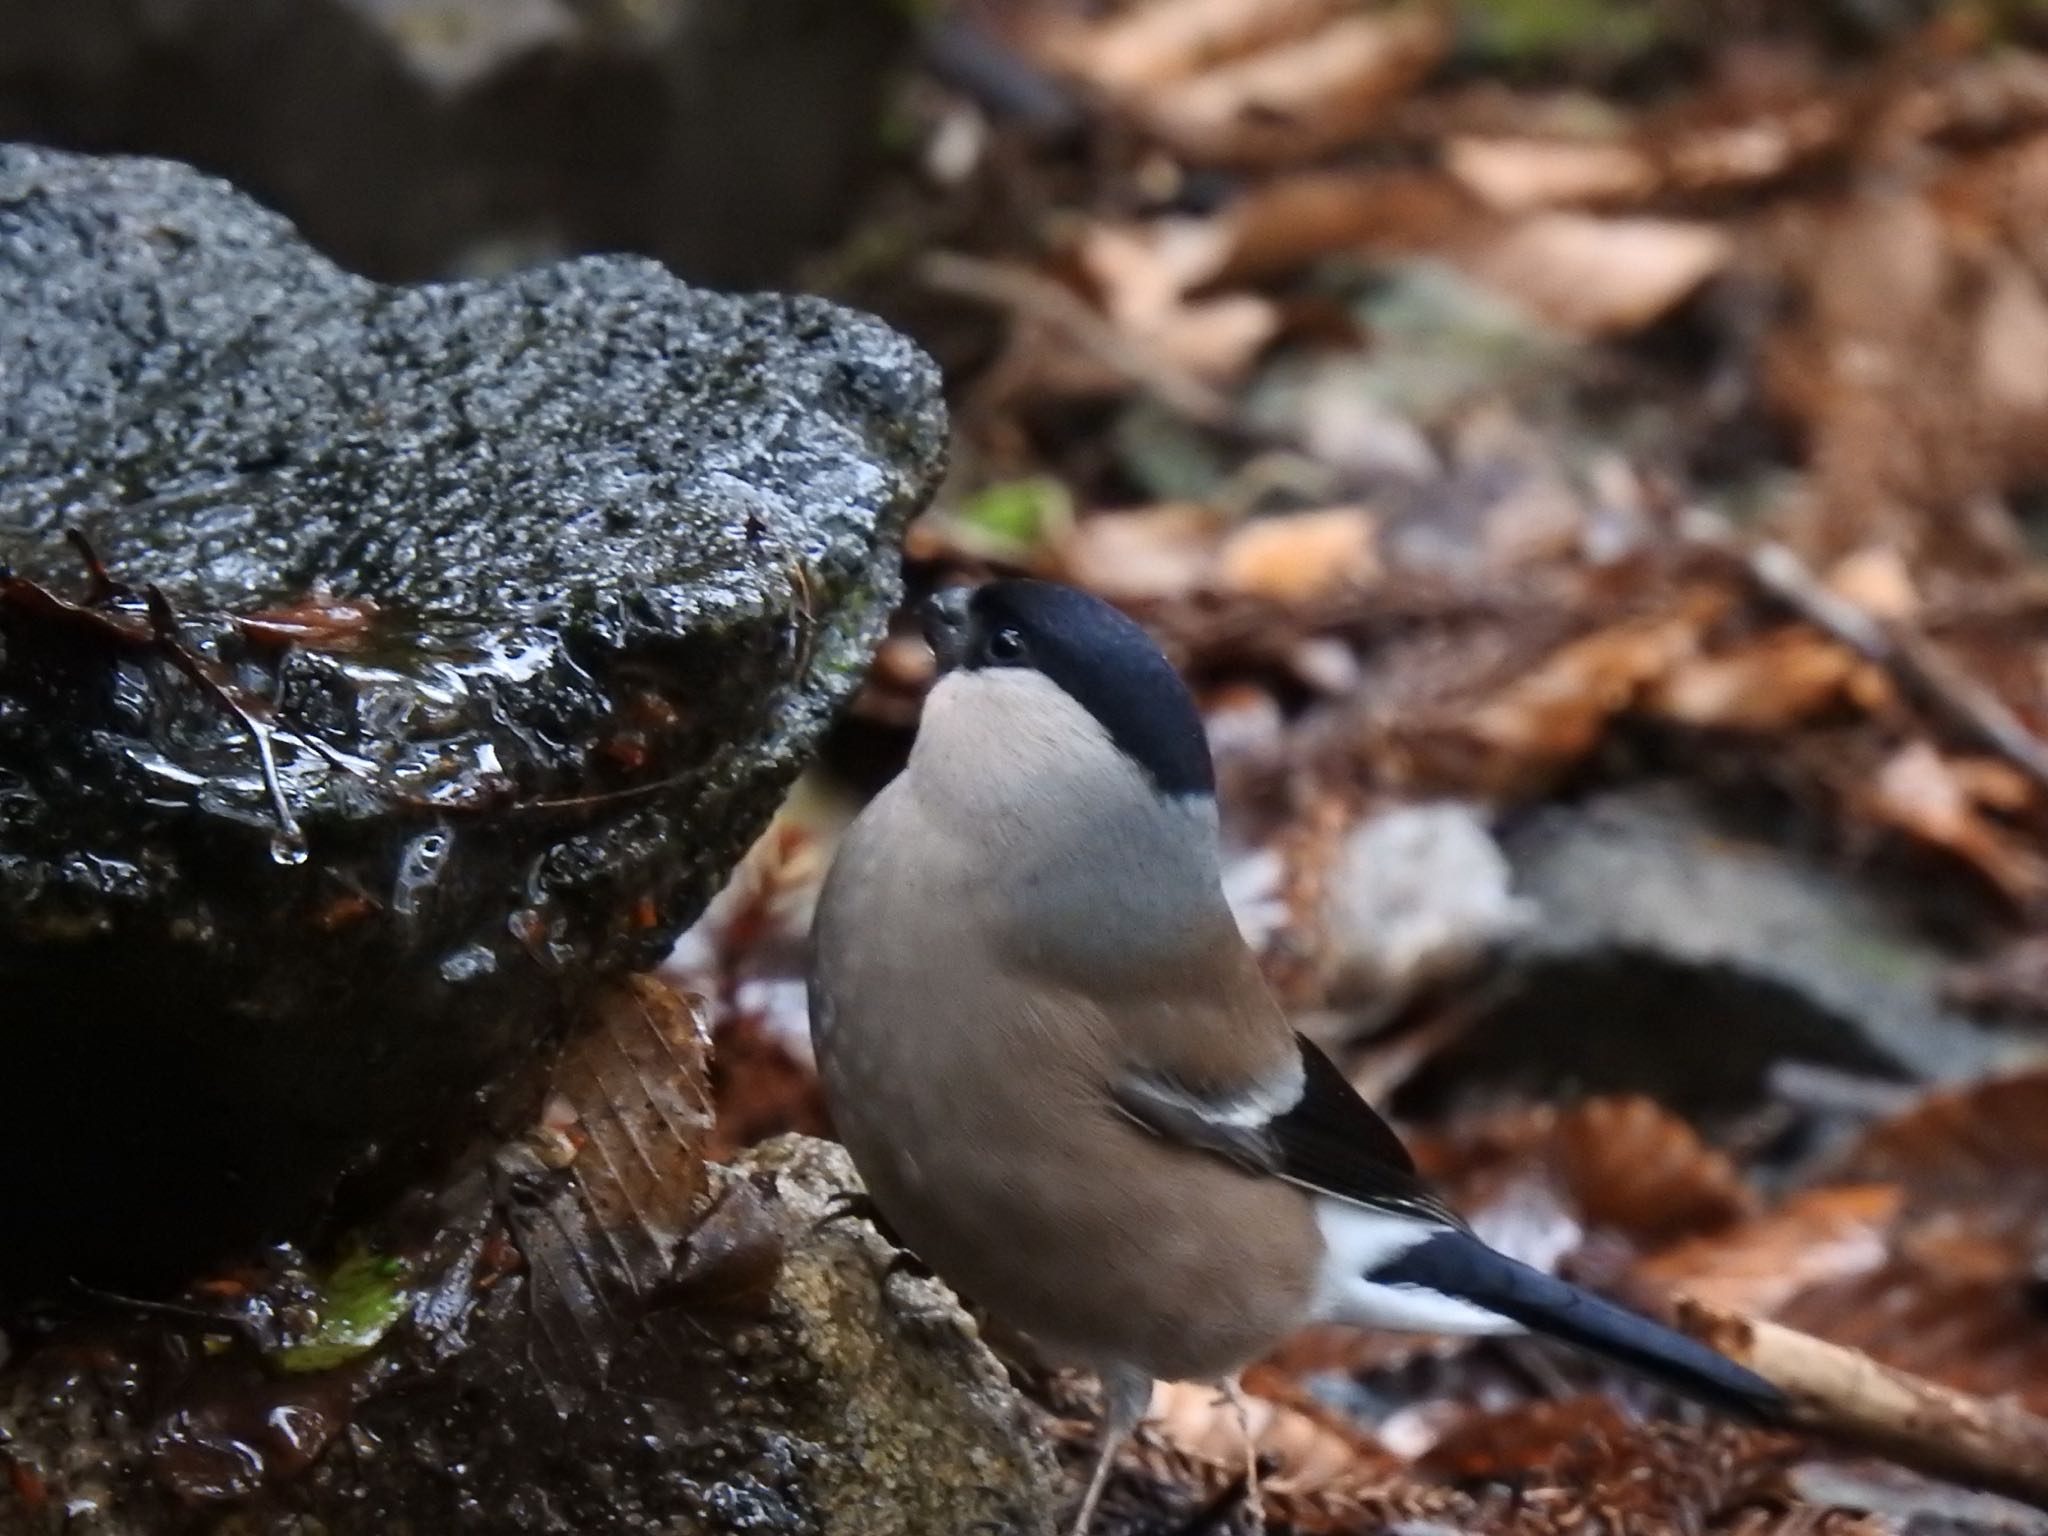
[13,0,2048,1525]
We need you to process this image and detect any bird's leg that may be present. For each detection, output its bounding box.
[1215,1377,1265,1530]
[1069,1364,1152,1536]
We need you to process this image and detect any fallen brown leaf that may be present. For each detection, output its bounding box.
[1451,602,1714,793]
[1206,167,1476,284]
[1833,1066,2048,1192]
[1418,1397,1795,1529]
[1039,0,1360,94]
[1130,6,1449,167]
[704,1013,831,1165]
[1701,1070,2048,1411]
[1057,504,1225,601]
[1149,1374,1397,1498]
[1859,741,2048,905]
[1445,136,1658,214]
[1823,546,1919,622]
[1077,221,1280,385]
[1647,627,1864,732]
[1419,1096,1757,1255]
[1642,1185,1904,1318]
[1775,1205,2048,1413]
[1458,213,1734,336]
[1214,506,1381,601]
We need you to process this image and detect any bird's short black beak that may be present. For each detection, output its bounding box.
[919,585,973,673]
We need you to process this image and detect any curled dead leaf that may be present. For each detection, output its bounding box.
[1860,741,2048,905]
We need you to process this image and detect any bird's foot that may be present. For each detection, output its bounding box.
[815,1190,956,1339]
[813,1186,883,1235]
[813,1188,931,1277]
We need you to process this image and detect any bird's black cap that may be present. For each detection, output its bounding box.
[920,579,1214,798]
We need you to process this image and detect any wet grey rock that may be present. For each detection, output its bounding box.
[0,143,944,1297]
[0,0,910,285]
[1391,785,2038,1127]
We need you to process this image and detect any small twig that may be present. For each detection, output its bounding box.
[1686,516,2048,798]
[144,586,304,854]
[1674,1297,2048,1512]
[916,249,1239,428]
[67,1281,273,1354]
[1767,1060,1919,1123]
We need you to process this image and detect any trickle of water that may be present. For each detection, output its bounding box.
[392,827,454,917]
[438,942,499,985]
[269,832,310,866]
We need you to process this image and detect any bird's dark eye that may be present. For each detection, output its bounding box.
[986,626,1026,663]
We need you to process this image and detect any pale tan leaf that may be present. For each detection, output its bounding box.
[1460,214,1733,336]
[1077,222,1281,384]
[1824,547,1919,621]
[1214,507,1381,601]
[1040,0,1362,93]
[1057,504,1225,601]
[1132,7,1449,167]
[1147,1377,1392,1498]
[1445,136,1658,213]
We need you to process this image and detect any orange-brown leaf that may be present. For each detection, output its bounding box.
[1646,628,1864,732]
[1641,1185,1903,1318]
[1418,1096,1757,1255]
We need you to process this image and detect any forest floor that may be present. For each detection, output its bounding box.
[674,3,2048,1530]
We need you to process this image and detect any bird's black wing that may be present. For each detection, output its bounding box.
[1112,1034,1463,1228]
[1267,1037,1465,1225]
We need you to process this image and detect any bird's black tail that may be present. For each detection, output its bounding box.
[1373,1229,1787,1423]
